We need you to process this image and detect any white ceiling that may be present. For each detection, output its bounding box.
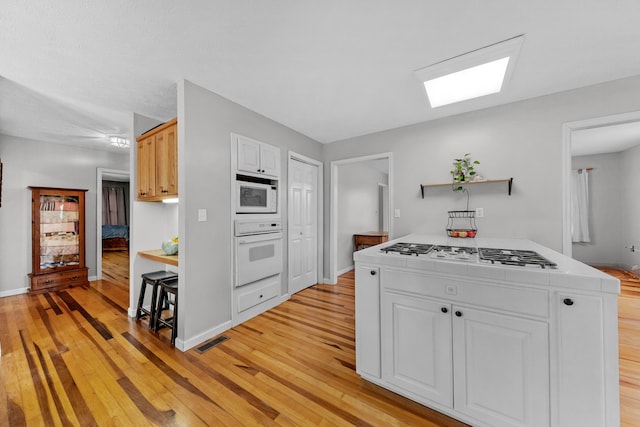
[2,1,640,153]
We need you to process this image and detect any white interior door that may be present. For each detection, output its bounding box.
[289,159,318,294]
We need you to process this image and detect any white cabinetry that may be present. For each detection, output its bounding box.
[554,292,619,427]
[381,292,453,408]
[452,305,549,427]
[381,289,548,427]
[355,264,381,379]
[237,134,280,178]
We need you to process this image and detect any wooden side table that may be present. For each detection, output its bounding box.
[354,231,389,251]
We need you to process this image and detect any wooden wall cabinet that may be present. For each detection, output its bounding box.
[29,187,89,293]
[136,118,178,201]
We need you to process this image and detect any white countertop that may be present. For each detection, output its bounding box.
[353,234,620,294]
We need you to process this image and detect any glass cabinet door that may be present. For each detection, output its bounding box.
[38,194,81,270]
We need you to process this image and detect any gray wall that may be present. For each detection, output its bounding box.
[177,80,322,346]
[322,74,640,275]
[0,134,129,295]
[337,162,388,271]
[620,144,640,271]
[571,153,623,266]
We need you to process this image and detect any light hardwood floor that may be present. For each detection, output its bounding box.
[0,253,638,426]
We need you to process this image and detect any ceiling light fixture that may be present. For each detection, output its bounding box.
[109,136,130,148]
[415,35,524,108]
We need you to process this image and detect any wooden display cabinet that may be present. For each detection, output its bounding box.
[136,118,178,201]
[29,187,89,293]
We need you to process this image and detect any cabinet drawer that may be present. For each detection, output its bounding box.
[237,280,279,312]
[30,268,88,292]
[383,268,549,318]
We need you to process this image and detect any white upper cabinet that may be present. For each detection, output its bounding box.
[237,135,280,178]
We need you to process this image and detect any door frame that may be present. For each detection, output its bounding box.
[96,168,130,279]
[561,110,640,257]
[329,152,393,284]
[287,151,324,292]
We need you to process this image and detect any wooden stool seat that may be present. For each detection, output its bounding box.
[154,278,179,345]
[135,270,178,329]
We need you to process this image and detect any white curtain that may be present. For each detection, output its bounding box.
[102,187,127,225]
[571,170,590,242]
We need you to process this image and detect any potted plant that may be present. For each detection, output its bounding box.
[450,153,480,191]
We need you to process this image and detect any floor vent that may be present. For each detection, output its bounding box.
[196,335,229,353]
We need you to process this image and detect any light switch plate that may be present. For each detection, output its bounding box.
[198,209,207,222]
[394,209,401,218]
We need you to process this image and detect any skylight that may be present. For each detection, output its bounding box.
[415,35,524,108]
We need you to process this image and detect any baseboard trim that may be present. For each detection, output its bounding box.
[0,287,29,298]
[179,320,233,352]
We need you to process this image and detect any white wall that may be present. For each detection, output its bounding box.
[0,134,129,296]
[322,74,640,275]
[620,144,640,271]
[571,153,622,266]
[337,162,388,271]
[177,80,322,349]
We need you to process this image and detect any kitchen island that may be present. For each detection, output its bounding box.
[354,234,620,427]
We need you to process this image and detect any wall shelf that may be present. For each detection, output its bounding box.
[420,178,513,198]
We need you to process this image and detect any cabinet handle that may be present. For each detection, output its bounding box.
[140,191,146,196]
[44,279,53,284]
[71,276,79,280]
[370,270,377,276]
[441,307,448,313]
[259,294,264,298]
[563,298,574,306]
[161,189,168,193]
[455,310,463,317]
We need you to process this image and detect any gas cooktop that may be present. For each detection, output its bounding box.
[381,242,557,269]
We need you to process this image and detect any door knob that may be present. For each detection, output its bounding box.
[441,307,448,313]
[370,270,376,276]
[455,311,463,317]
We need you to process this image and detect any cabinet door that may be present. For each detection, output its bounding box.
[259,143,280,177]
[381,292,453,407]
[355,264,381,378]
[452,306,549,427]
[237,136,261,175]
[137,135,156,199]
[155,124,178,197]
[555,293,618,427]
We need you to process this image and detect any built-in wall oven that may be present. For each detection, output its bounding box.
[234,219,283,287]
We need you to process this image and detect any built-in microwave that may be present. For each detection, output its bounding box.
[236,179,277,213]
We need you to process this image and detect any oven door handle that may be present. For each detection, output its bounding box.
[237,232,283,245]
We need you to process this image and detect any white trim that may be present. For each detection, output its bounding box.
[287,151,324,289]
[329,152,394,284]
[96,168,130,279]
[0,287,29,297]
[178,320,233,352]
[338,265,354,276]
[561,110,640,256]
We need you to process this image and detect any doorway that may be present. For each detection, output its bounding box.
[97,168,130,281]
[288,152,323,294]
[329,153,393,284]
[562,111,640,270]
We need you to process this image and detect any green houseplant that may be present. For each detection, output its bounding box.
[450,153,480,191]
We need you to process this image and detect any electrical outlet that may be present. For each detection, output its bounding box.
[475,207,484,218]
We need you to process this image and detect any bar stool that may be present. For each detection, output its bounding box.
[135,270,178,329]
[154,277,179,345]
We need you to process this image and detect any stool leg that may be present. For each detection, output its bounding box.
[154,287,166,332]
[171,292,178,346]
[148,283,159,330]
[135,279,147,320]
